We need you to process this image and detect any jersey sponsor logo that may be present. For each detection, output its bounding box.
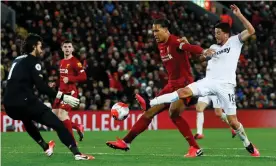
[35,64,41,71]
[213,47,230,56]
[77,62,82,68]
[161,46,173,62]
[161,54,173,62]
[60,68,68,74]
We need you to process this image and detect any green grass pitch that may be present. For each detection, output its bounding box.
[2,129,276,166]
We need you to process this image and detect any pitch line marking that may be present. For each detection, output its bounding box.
[4,151,276,159]
[2,146,276,151]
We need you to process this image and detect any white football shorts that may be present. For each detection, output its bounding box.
[188,78,236,115]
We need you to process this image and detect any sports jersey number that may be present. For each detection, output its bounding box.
[7,62,17,80]
[228,94,235,103]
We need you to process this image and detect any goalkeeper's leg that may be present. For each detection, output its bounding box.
[32,101,94,160]
[21,118,55,156]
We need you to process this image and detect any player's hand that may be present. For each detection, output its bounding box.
[177,37,190,44]
[56,91,80,107]
[63,94,80,107]
[63,77,69,84]
[203,49,215,58]
[230,4,242,17]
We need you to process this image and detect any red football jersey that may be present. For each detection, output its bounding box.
[59,56,87,96]
[158,35,203,85]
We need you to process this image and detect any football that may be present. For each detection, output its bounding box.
[111,102,129,121]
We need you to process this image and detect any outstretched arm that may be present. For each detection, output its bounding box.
[177,37,215,58]
[178,42,205,55]
[230,4,255,42]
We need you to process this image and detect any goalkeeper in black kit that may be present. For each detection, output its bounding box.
[3,33,94,160]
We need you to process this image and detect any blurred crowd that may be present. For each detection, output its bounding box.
[1,1,276,110]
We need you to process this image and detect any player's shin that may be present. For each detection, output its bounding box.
[38,139,49,151]
[220,112,236,137]
[63,119,75,139]
[234,122,259,157]
[72,121,84,141]
[234,123,250,147]
[220,112,230,125]
[69,145,81,155]
[71,121,80,130]
[54,109,75,139]
[172,116,200,149]
[150,91,179,106]
[196,112,204,135]
[150,88,193,106]
[123,114,152,144]
[22,120,49,151]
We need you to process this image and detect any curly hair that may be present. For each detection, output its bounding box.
[21,33,43,54]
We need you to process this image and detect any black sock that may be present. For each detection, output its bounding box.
[22,120,48,151]
[245,143,254,153]
[38,140,49,151]
[69,145,81,155]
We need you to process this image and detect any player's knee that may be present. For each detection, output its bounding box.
[196,105,205,112]
[143,110,156,119]
[169,112,180,119]
[214,108,223,117]
[177,87,192,98]
[55,109,69,121]
[229,121,240,129]
[169,108,181,119]
[227,115,239,128]
[196,101,207,112]
[144,105,165,119]
[169,100,185,118]
[52,109,59,115]
[60,110,69,121]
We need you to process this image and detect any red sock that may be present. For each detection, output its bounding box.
[71,121,79,131]
[63,119,75,141]
[172,116,200,149]
[123,115,152,143]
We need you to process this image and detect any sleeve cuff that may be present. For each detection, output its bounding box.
[179,42,184,49]
[56,91,63,99]
[238,34,244,44]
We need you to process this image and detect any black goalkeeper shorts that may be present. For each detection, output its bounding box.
[4,99,51,121]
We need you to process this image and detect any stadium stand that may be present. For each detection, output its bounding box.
[1,1,275,110]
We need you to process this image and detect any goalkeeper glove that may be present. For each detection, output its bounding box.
[56,91,80,107]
